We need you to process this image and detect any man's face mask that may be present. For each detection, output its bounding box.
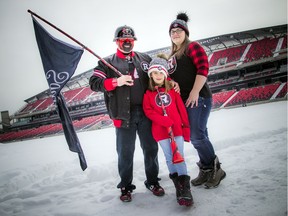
[117,38,134,53]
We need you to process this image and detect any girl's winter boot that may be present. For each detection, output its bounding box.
[170,173,193,207]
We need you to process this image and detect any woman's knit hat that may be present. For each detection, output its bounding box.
[169,12,189,36]
[148,54,169,78]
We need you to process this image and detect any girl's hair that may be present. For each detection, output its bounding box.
[147,53,173,92]
[148,78,173,93]
[168,35,191,59]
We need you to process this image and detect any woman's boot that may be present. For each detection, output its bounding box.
[191,162,212,186]
[204,155,226,188]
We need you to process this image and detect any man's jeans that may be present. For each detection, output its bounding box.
[186,97,215,167]
[116,106,159,188]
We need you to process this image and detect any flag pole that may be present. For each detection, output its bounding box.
[27,9,123,77]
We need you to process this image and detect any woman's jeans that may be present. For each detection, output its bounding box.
[116,106,159,188]
[186,97,215,167]
[159,136,188,176]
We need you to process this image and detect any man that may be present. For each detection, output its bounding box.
[89,25,165,202]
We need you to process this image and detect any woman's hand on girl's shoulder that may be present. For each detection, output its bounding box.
[170,80,180,93]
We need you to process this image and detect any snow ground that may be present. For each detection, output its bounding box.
[0,100,287,216]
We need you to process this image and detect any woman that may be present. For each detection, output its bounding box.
[167,12,226,189]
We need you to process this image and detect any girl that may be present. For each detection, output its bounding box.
[143,54,193,207]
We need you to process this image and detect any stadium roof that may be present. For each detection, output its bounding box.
[198,24,287,52]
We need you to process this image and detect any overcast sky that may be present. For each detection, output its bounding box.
[0,0,286,115]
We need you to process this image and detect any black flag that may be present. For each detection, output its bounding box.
[32,17,87,171]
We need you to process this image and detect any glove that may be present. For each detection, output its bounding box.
[113,119,122,128]
[182,127,190,142]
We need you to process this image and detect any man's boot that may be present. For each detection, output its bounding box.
[191,162,212,186]
[119,184,136,202]
[204,155,226,188]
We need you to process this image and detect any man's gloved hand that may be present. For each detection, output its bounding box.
[117,75,134,87]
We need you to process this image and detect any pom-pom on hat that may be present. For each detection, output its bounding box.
[169,12,189,36]
[148,54,169,78]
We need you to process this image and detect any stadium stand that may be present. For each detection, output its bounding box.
[0,24,286,143]
[212,90,236,109]
[244,37,279,63]
[225,83,282,107]
[276,82,288,98]
[209,45,247,68]
[19,98,53,114]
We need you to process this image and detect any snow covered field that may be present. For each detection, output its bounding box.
[0,100,287,216]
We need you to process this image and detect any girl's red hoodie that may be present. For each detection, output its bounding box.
[143,87,190,142]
